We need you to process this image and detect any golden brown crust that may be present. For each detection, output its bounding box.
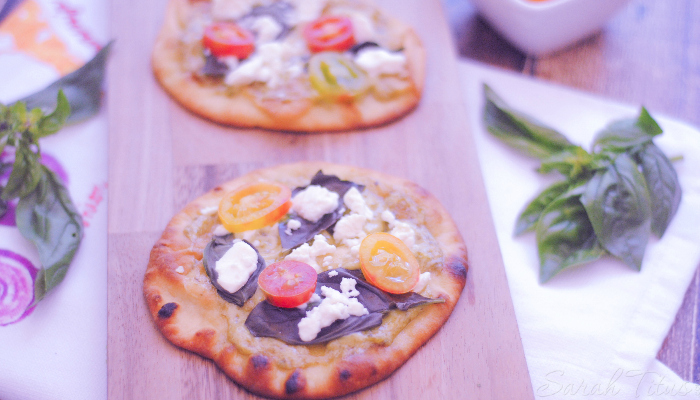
[144,162,467,399]
[151,0,426,132]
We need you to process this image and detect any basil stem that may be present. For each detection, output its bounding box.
[15,165,83,304]
[483,84,573,159]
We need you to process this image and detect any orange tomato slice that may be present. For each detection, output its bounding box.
[258,260,318,308]
[359,232,420,294]
[218,182,292,233]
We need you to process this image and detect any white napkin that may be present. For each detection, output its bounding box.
[0,1,108,399]
[459,60,700,398]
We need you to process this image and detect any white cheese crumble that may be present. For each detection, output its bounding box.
[285,219,302,235]
[214,241,258,293]
[333,213,367,243]
[200,205,219,216]
[355,48,407,80]
[285,234,336,272]
[297,281,368,342]
[381,210,416,249]
[291,185,339,222]
[296,292,322,310]
[176,266,185,274]
[343,187,373,219]
[250,15,283,43]
[213,224,230,236]
[413,272,431,293]
[224,41,305,87]
[339,10,375,44]
[328,269,338,277]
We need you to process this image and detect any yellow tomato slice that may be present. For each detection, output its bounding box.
[359,232,420,294]
[218,182,292,233]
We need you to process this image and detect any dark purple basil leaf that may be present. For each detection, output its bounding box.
[244,268,440,345]
[202,54,229,77]
[203,235,265,307]
[278,170,363,249]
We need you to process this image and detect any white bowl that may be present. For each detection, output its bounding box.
[467,0,632,55]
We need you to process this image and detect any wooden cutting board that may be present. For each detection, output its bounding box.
[106,0,533,398]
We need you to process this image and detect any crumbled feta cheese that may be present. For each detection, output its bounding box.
[200,205,219,216]
[213,224,230,236]
[297,282,368,341]
[328,269,338,277]
[176,266,185,274]
[333,214,367,243]
[225,41,305,87]
[285,219,302,235]
[251,15,283,43]
[214,241,258,293]
[343,187,373,219]
[413,272,431,293]
[381,210,416,249]
[355,48,407,79]
[291,185,339,222]
[339,277,360,297]
[285,234,336,272]
[322,256,333,268]
[340,10,375,44]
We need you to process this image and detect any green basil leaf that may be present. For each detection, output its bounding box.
[580,154,651,270]
[515,180,570,235]
[34,90,71,138]
[536,191,605,282]
[202,235,265,307]
[483,84,573,159]
[2,145,43,201]
[592,107,662,151]
[18,41,113,125]
[15,165,83,303]
[632,143,682,237]
[538,145,595,179]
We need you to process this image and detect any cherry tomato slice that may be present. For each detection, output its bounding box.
[258,260,318,308]
[218,182,292,233]
[203,21,255,59]
[303,16,355,53]
[359,232,420,294]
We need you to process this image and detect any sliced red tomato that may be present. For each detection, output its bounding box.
[203,21,255,59]
[303,16,355,53]
[258,261,318,308]
[359,232,420,294]
[218,182,292,233]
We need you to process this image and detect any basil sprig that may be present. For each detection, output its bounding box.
[0,43,112,307]
[483,85,682,282]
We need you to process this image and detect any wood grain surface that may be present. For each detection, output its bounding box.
[441,0,700,384]
[106,0,534,399]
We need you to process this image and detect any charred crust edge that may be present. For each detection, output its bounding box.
[158,302,178,318]
[250,354,269,371]
[339,369,352,381]
[446,256,468,284]
[285,369,306,394]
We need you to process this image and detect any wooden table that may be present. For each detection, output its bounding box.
[441,0,700,383]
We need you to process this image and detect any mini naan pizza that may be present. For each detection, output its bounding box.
[144,162,467,398]
[151,0,426,131]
